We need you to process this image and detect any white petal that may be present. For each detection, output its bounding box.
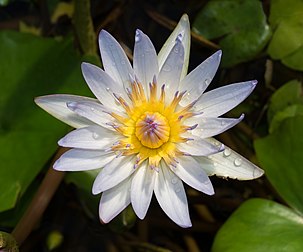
[158,38,184,103]
[133,29,159,95]
[158,14,190,80]
[92,155,136,194]
[99,177,132,223]
[99,30,133,89]
[194,80,257,117]
[67,100,123,130]
[178,135,224,156]
[179,50,222,106]
[195,138,264,180]
[184,114,244,138]
[58,125,119,150]
[154,162,192,228]
[131,162,156,219]
[35,94,96,128]
[81,62,128,110]
[172,156,214,195]
[54,149,115,171]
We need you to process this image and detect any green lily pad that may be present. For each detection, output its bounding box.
[267,80,303,122]
[269,104,303,133]
[193,0,271,67]
[254,116,303,214]
[268,0,303,70]
[267,80,303,132]
[212,198,303,252]
[0,0,10,6]
[0,31,91,212]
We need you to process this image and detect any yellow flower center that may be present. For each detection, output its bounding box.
[109,78,196,169]
[135,112,170,149]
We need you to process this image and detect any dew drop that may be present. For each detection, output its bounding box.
[223,148,231,157]
[175,187,181,193]
[204,78,210,85]
[176,33,183,42]
[174,46,179,53]
[234,158,242,166]
[181,93,190,103]
[213,140,220,146]
[162,65,171,72]
[221,120,226,126]
[135,32,141,42]
[106,87,110,92]
[121,60,125,65]
[92,132,99,139]
[171,178,178,184]
[90,107,95,112]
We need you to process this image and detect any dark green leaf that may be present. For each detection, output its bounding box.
[0,0,9,6]
[0,31,91,212]
[267,79,303,129]
[212,198,303,252]
[254,116,303,214]
[193,0,271,67]
[268,0,303,70]
[269,104,303,133]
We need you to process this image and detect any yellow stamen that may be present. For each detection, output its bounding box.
[109,78,194,168]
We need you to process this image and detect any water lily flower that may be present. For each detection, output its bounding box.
[35,14,264,228]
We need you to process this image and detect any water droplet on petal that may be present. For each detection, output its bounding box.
[175,187,181,193]
[223,148,231,157]
[162,65,171,72]
[121,60,125,65]
[204,78,210,85]
[176,33,183,42]
[90,107,95,112]
[106,87,110,91]
[135,31,141,42]
[213,141,220,146]
[171,178,178,184]
[234,158,242,166]
[92,132,99,139]
[221,120,226,126]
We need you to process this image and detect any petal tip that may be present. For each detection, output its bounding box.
[53,159,61,171]
[135,28,143,35]
[180,14,190,26]
[217,49,222,59]
[99,216,109,224]
[92,185,101,195]
[253,167,264,179]
[99,29,108,38]
[81,62,89,70]
[180,221,192,228]
[57,138,66,147]
[251,80,258,87]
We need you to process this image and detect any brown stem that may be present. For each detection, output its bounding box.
[12,148,68,246]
